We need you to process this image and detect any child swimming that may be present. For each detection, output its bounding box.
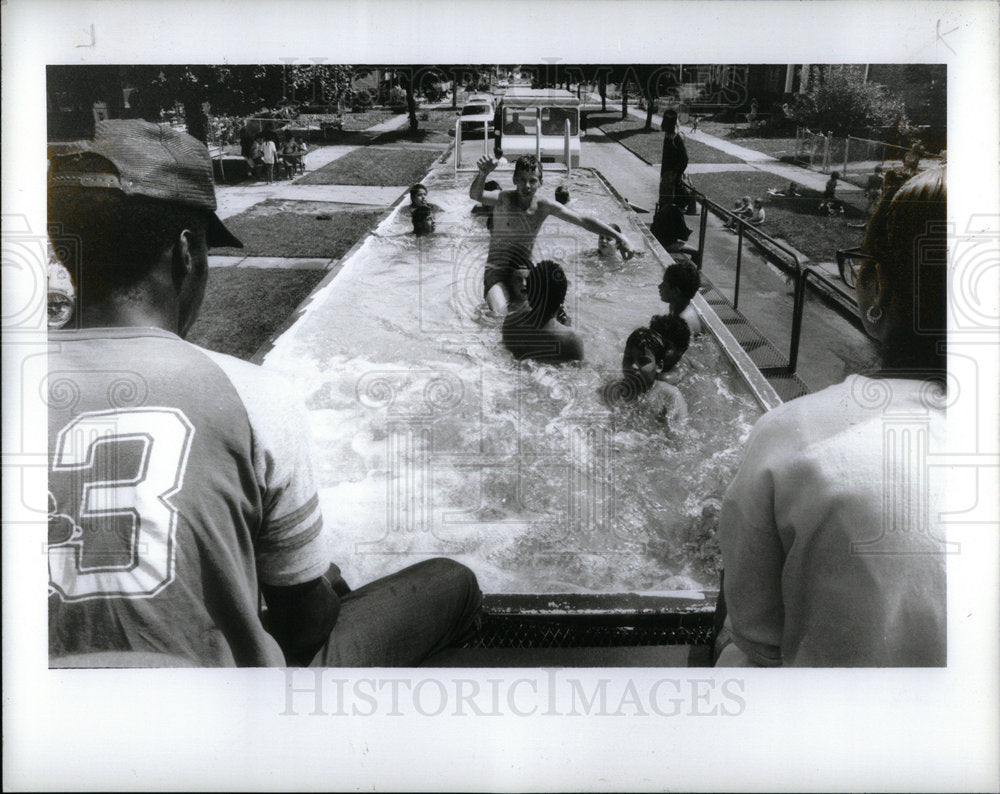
[501,259,584,363]
[470,154,636,314]
[608,313,690,425]
[658,261,703,335]
[597,223,624,259]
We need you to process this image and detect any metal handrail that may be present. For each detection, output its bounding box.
[686,190,869,376]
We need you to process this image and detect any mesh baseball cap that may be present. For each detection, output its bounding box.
[48,119,242,248]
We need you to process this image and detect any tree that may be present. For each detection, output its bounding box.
[790,65,908,137]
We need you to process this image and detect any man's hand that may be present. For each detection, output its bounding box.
[476,156,498,175]
[617,235,637,260]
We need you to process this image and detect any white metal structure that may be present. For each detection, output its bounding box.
[494,88,581,168]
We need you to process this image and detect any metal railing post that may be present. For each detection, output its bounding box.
[535,107,541,160]
[695,199,708,269]
[788,265,809,374]
[484,119,489,156]
[565,118,571,172]
[734,221,744,310]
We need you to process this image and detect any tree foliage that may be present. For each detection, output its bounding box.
[791,65,908,137]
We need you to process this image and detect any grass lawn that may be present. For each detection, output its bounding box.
[186,267,328,360]
[592,113,744,165]
[298,147,442,186]
[211,202,387,258]
[690,171,867,264]
[696,120,799,161]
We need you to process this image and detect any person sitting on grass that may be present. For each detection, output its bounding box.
[501,259,583,363]
[726,197,764,230]
[767,181,799,198]
[864,165,884,214]
[471,154,635,315]
[658,260,703,336]
[818,171,843,215]
[606,313,690,426]
[411,205,436,236]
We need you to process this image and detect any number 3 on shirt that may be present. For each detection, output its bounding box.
[48,408,195,601]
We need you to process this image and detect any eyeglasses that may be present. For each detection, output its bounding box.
[835,247,876,289]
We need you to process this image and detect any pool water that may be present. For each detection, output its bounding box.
[262,166,762,594]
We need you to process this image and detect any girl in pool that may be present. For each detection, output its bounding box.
[607,313,690,425]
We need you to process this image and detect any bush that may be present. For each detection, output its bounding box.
[352,88,373,111]
[790,65,908,138]
[387,86,408,108]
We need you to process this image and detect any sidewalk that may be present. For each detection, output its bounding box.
[611,99,862,194]
[210,114,421,269]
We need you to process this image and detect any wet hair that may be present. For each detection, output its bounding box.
[514,154,543,182]
[555,185,570,204]
[662,261,700,307]
[524,259,567,324]
[411,205,435,236]
[862,166,947,374]
[625,313,690,372]
[47,187,209,302]
[409,183,427,201]
[650,313,691,366]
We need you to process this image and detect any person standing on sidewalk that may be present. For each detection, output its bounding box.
[261,134,278,184]
[657,108,689,207]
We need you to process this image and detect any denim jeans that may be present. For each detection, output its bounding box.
[312,558,482,667]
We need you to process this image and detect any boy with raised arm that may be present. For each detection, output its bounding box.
[470,154,636,314]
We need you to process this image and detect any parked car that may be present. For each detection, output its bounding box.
[458,94,496,134]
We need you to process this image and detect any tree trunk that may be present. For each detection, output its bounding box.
[182,93,208,143]
[599,77,607,111]
[644,89,656,130]
[405,77,419,132]
[621,85,628,120]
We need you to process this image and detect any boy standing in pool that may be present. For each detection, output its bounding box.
[658,261,703,336]
[470,154,635,314]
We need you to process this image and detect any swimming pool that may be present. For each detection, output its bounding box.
[262,165,766,596]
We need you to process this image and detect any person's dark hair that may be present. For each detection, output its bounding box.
[663,261,700,307]
[514,154,542,181]
[650,313,691,365]
[524,259,567,325]
[661,109,678,131]
[484,180,501,192]
[862,165,947,374]
[555,185,570,205]
[47,187,209,303]
[409,183,427,201]
[411,205,435,236]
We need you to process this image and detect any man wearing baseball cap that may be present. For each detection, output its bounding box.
[47,120,481,667]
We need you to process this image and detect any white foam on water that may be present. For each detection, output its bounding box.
[264,166,763,594]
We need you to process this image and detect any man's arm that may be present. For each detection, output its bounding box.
[470,156,500,205]
[542,199,636,258]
